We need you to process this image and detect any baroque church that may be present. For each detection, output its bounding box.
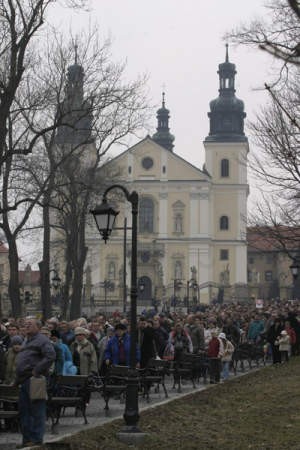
[83,46,249,310]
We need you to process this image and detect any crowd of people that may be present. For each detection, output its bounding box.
[0,298,300,447]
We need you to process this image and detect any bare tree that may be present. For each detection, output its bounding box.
[47,30,149,319]
[0,1,90,317]
[227,0,300,260]
[227,1,300,66]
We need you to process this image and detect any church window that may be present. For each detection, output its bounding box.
[128,166,132,174]
[220,249,229,261]
[221,159,229,177]
[142,157,154,170]
[220,215,229,230]
[139,197,154,233]
[174,214,183,233]
[162,165,166,173]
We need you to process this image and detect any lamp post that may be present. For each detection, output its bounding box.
[111,217,130,313]
[290,258,300,299]
[90,184,141,434]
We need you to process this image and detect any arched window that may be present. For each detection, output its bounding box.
[139,198,154,233]
[174,214,183,233]
[220,215,229,230]
[221,158,229,177]
[108,261,116,280]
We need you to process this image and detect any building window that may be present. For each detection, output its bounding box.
[221,159,229,177]
[139,197,154,233]
[108,261,116,280]
[220,215,229,230]
[266,254,273,264]
[162,165,166,173]
[265,271,273,281]
[174,214,183,233]
[220,249,229,261]
[248,257,254,264]
[248,270,252,283]
[142,157,154,170]
[128,166,132,174]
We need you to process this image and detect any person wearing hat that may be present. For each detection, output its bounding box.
[275,330,290,363]
[3,335,23,385]
[218,332,235,381]
[104,323,140,367]
[70,327,98,375]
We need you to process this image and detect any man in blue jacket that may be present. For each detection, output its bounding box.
[105,323,140,367]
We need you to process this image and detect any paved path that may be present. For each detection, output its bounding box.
[0,366,262,450]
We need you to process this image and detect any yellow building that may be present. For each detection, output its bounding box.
[85,47,249,310]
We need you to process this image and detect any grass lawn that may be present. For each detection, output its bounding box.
[39,358,300,450]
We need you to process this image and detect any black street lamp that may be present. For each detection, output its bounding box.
[90,184,141,434]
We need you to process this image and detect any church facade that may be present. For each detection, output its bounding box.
[85,47,249,309]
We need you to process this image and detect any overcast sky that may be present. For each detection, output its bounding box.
[22,0,275,266]
[50,0,273,166]
[51,0,275,196]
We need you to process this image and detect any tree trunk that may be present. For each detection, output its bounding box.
[69,214,88,319]
[40,191,52,320]
[7,236,21,317]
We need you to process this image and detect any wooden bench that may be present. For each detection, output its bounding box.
[0,384,20,431]
[47,375,89,433]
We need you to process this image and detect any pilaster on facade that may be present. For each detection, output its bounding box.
[158,191,168,238]
[235,245,247,284]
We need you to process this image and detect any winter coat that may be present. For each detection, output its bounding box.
[247,320,265,341]
[286,327,297,345]
[170,330,193,358]
[277,335,290,352]
[207,337,224,358]
[267,322,283,345]
[4,348,19,384]
[104,333,140,366]
[139,327,157,368]
[221,340,235,362]
[153,326,169,358]
[185,324,205,352]
[16,332,56,383]
[70,339,98,375]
